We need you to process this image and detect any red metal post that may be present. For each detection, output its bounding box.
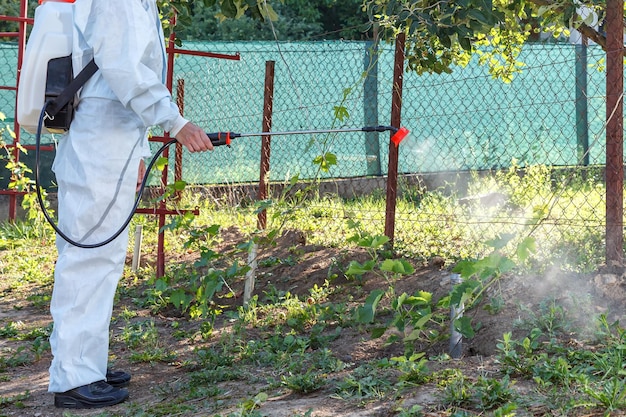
[605,0,624,265]
[384,32,406,246]
[153,16,180,278]
[175,79,184,201]
[258,61,275,230]
[9,0,30,220]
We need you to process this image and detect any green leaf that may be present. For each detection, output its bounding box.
[253,392,268,406]
[516,237,536,262]
[405,290,432,305]
[170,289,190,309]
[380,259,415,274]
[355,289,384,324]
[450,280,479,306]
[221,0,238,18]
[357,234,389,249]
[467,8,489,25]
[417,290,432,303]
[392,292,408,310]
[259,2,278,21]
[155,156,169,171]
[155,278,168,292]
[254,199,273,214]
[313,152,337,172]
[405,314,433,341]
[345,260,376,276]
[172,180,187,191]
[452,259,478,279]
[413,312,432,329]
[454,316,475,338]
[333,105,350,121]
[371,327,386,338]
[500,257,516,273]
[485,233,515,249]
[459,36,472,52]
[439,33,452,48]
[405,328,423,341]
[201,274,223,302]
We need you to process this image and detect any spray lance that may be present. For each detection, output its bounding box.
[206,125,410,147]
[35,123,410,249]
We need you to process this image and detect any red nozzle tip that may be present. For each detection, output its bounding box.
[391,127,409,146]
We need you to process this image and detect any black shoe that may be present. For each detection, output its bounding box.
[106,369,131,387]
[54,380,129,409]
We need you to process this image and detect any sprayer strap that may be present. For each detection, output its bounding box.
[46,58,99,117]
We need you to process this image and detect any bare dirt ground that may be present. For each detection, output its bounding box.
[1,227,625,416]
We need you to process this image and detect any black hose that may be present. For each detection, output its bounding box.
[35,102,176,249]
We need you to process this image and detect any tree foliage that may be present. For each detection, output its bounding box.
[361,0,615,80]
[157,0,279,40]
[1,0,370,41]
[166,0,370,40]
[0,0,281,38]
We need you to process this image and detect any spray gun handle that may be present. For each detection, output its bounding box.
[361,125,398,133]
[207,132,237,147]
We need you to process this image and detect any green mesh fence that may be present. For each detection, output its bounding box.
[0,41,610,181]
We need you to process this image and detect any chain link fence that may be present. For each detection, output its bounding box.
[0,38,618,270]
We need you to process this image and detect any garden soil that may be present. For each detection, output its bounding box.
[1,227,626,416]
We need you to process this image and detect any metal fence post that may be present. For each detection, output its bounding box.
[384,32,405,246]
[175,79,184,201]
[449,273,463,358]
[605,0,624,265]
[364,37,381,176]
[258,61,275,230]
[575,40,589,166]
[244,60,275,306]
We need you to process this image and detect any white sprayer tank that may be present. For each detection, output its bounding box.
[17,0,75,134]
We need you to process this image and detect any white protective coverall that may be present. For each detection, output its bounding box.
[48,0,188,393]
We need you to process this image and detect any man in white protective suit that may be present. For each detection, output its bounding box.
[49,0,214,409]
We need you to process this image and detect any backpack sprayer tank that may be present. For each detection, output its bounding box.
[17,0,76,134]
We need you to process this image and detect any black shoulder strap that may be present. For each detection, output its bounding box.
[45,58,99,117]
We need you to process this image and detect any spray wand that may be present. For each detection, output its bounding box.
[204,125,410,147]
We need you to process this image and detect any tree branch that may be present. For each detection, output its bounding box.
[576,22,607,49]
[523,0,612,51]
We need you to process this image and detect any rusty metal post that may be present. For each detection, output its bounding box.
[175,79,184,201]
[258,61,275,230]
[245,61,275,305]
[605,0,624,265]
[384,32,406,245]
[154,16,179,278]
